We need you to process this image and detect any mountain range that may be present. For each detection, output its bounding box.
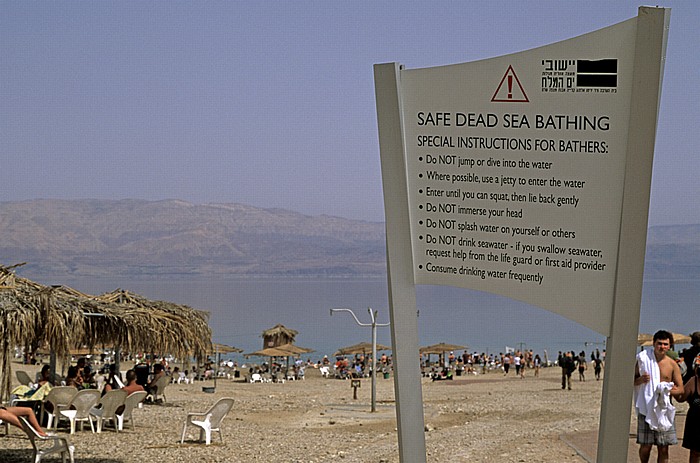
[0,199,697,280]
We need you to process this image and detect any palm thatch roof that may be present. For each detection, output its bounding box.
[0,264,213,400]
[335,341,391,356]
[96,289,212,360]
[261,324,298,349]
[261,324,298,338]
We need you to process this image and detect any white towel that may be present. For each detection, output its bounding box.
[647,382,676,432]
[635,350,675,431]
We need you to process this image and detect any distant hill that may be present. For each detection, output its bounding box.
[0,199,386,277]
[0,199,696,279]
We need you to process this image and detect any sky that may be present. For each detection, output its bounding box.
[1,1,699,226]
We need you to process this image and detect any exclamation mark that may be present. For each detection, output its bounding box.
[507,75,513,99]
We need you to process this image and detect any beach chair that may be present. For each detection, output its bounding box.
[89,389,127,433]
[319,366,330,378]
[16,370,34,387]
[249,373,263,383]
[19,416,75,463]
[41,386,78,429]
[148,375,169,403]
[59,388,100,434]
[180,397,234,445]
[117,391,147,431]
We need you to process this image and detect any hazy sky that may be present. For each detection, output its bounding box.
[2,1,698,226]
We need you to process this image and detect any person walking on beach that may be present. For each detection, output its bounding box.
[634,330,684,463]
[577,351,587,381]
[592,356,603,381]
[560,351,575,390]
[678,354,700,463]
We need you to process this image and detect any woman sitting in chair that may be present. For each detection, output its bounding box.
[0,406,48,436]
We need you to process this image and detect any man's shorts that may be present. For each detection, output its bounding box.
[636,413,677,446]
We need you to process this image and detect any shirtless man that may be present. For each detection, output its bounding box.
[634,330,684,463]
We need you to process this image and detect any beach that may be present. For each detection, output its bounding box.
[1,362,690,462]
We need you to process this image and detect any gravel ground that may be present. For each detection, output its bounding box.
[1,362,672,462]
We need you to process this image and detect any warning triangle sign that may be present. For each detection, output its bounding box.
[491,65,529,103]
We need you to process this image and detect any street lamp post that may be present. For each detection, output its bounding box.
[330,307,390,412]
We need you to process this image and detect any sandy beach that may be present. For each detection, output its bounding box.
[1,361,691,463]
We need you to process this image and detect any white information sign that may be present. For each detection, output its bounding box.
[402,18,637,336]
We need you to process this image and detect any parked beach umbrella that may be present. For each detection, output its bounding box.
[419,342,467,355]
[671,333,692,346]
[335,341,390,356]
[275,343,314,355]
[245,346,299,358]
[420,342,467,368]
[211,343,243,355]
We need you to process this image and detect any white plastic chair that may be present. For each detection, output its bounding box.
[117,391,147,431]
[19,416,75,463]
[59,389,100,434]
[180,397,234,445]
[149,375,169,403]
[41,386,78,429]
[319,366,330,378]
[249,373,263,383]
[89,389,127,433]
[16,370,34,386]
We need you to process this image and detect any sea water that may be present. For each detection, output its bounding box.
[35,275,699,360]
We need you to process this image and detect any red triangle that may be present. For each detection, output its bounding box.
[491,65,529,103]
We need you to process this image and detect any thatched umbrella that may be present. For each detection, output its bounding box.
[0,266,90,400]
[1,266,214,400]
[275,343,314,355]
[335,341,391,356]
[420,342,467,367]
[97,289,213,362]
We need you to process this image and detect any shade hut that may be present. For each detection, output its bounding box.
[261,324,298,349]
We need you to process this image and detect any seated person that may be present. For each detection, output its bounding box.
[134,361,151,386]
[65,366,83,389]
[76,357,96,387]
[122,370,145,395]
[145,363,165,395]
[36,365,54,386]
[101,364,124,396]
[0,405,49,436]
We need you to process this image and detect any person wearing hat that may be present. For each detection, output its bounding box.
[678,354,700,462]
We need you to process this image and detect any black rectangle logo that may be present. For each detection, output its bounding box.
[577,74,617,88]
[577,59,617,74]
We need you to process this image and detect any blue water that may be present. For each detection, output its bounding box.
[30,275,699,360]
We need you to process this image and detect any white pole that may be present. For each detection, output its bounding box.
[596,7,670,463]
[375,61,427,463]
[330,307,389,413]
